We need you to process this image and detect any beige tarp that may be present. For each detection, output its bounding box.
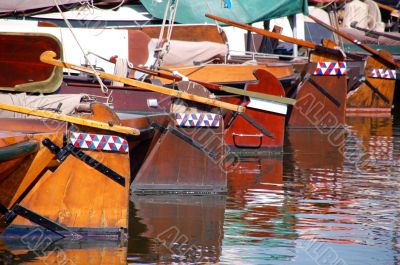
[158,40,228,66]
[0,93,88,118]
[343,0,385,32]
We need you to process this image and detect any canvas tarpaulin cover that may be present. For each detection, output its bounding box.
[140,0,309,24]
[0,0,83,12]
[0,0,127,13]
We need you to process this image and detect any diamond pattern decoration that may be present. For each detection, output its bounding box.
[69,131,129,153]
[313,62,347,76]
[175,113,220,127]
[370,69,396,79]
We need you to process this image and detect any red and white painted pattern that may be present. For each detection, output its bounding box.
[69,131,129,153]
[370,69,396,79]
[175,113,221,127]
[313,62,347,76]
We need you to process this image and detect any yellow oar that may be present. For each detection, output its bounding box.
[40,51,245,113]
[0,103,140,135]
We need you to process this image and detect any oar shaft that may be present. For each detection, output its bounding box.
[376,2,397,12]
[308,14,399,69]
[0,103,140,135]
[205,13,346,58]
[351,23,400,41]
[206,13,317,49]
[153,67,296,105]
[101,55,295,105]
[40,51,244,113]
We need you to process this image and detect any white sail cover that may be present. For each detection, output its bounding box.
[0,0,84,12]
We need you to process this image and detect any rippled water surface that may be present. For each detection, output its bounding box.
[1,116,400,264]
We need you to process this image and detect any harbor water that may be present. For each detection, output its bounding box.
[1,115,400,264]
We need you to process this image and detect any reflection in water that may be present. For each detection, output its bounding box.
[224,157,297,264]
[128,194,226,263]
[0,238,126,264]
[220,117,400,264]
[1,116,400,264]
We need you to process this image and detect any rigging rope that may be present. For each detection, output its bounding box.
[52,0,109,96]
[153,0,180,68]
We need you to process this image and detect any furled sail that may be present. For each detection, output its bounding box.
[0,0,83,12]
[140,0,309,24]
[0,0,127,13]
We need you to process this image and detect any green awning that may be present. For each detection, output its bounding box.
[140,0,308,25]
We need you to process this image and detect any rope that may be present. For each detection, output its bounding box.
[52,0,109,96]
[153,0,171,68]
[203,0,230,62]
[153,0,180,68]
[157,0,171,46]
[319,0,336,9]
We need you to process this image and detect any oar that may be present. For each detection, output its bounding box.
[205,13,345,58]
[118,58,296,105]
[93,52,296,105]
[350,21,400,41]
[375,1,399,18]
[308,14,400,69]
[0,103,140,135]
[41,51,244,113]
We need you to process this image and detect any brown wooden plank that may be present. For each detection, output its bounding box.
[8,131,64,207]
[10,149,130,230]
[157,64,294,84]
[132,124,226,193]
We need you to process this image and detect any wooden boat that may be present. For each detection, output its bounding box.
[0,28,293,152]
[207,14,348,128]
[302,12,399,115]
[59,73,289,155]
[0,30,292,155]
[0,36,228,238]
[346,50,397,114]
[0,103,142,239]
[0,100,227,239]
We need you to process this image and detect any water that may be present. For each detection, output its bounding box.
[1,116,400,264]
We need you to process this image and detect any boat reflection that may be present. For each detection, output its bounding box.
[128,194,226,263]
[224,157,296,263]
[227,157,296,239]
[286,129,345,200]
[346,116,394,169]
[0,237,126,264]
[285,129,360,244]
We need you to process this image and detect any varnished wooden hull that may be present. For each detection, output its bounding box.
[346,50,397,115]
[221,69,287,154]
[0,105,157,237]
[1,103,228,237]
[0,121,64,209]
[59,70,288,155]
[287,62,347,128]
